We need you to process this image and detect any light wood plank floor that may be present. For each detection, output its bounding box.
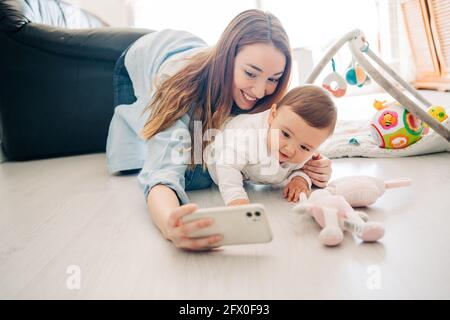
[1,91,449,299]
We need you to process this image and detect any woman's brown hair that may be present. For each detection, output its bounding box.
[141,9,292,166]
[277,85,337,133]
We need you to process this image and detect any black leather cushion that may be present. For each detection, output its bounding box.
[12,23,149,60]
[0,0,153,161]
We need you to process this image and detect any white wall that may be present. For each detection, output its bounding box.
[64,0,134,27]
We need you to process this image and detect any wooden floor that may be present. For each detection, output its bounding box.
[1,91,450,299]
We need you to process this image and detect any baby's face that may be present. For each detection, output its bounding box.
[267,104,331,164]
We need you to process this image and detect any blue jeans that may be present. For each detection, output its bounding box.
[113,46,213,192]
[113,44,137,108]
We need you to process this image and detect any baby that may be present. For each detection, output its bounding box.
[204,85,337,206]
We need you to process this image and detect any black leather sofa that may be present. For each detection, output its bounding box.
[0,0,153,161]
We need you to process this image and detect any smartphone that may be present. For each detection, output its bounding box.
[181,203,273,247]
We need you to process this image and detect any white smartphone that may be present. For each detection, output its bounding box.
[181,203,273,247]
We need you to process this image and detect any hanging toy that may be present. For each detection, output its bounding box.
[422,105,448,135]
[345,58,369,87]
[322,58,347,98]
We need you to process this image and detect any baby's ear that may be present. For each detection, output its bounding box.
[268,104,277,124]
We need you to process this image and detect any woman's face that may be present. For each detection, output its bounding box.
[232,43,286,111]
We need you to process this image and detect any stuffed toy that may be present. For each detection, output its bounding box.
[293,176,411,246]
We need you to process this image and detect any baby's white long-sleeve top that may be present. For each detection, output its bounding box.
[205,109,312,205]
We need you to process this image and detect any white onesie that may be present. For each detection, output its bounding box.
[205,109,312,204]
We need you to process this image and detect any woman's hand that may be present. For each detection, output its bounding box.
[302,153,332,188]
[165,203,222,251]
[283,176,310,202]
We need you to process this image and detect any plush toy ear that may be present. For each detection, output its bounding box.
[292,202,313,215]
[299,192,308,202]
[292,193,312,215]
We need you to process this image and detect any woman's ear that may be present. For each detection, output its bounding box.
[268,103,277,125]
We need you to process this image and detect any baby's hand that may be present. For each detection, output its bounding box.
[227,198,250,206]
[283,176,310,202]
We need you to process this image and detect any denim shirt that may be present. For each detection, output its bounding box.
[106,29,211,204]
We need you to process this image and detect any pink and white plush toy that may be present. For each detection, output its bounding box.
[293,176,411,246]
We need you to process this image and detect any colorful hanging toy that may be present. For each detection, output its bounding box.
[322,56,370,98]
[370,100,423,149]
[345,63,369,87]
[345,41,370,87]
[322,59,347,98]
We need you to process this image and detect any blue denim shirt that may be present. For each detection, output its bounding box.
[106,29,211,204]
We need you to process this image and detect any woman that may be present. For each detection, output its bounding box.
[106,9,332,250]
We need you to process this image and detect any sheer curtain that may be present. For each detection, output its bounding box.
[377,0,416,83]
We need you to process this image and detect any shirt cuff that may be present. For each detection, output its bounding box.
[221,188,249,206]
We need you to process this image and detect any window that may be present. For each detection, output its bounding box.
[133,0,379,47]
[132,0,259,45]
[259,0,379,50]
[132,0,389,94]
[260,0,381,92]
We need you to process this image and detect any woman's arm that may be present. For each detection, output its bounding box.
[140,114,222,250]
[146,184,181,238]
